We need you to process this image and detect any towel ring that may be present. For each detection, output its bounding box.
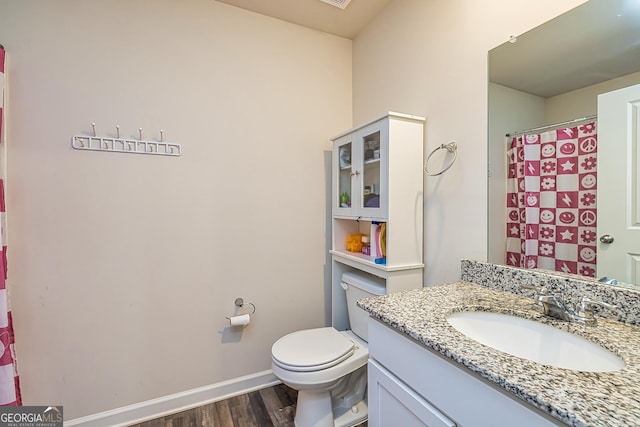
[424,142,457,176]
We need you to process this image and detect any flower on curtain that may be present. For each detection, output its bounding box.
[505,121,598,278]
[0,46,22,406]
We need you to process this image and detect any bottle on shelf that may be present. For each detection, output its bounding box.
[361,235,370,256]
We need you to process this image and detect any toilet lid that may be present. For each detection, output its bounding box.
[272,327,356,372]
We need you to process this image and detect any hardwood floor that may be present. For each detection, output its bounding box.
[129,384,368,427]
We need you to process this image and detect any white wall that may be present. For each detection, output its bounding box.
[0,0,352,419]
[353,0,587,285]
[487,83,545,264]
[546,70,640,122]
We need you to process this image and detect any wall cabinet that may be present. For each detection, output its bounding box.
[367,319,564,427]
[333,120,386,219]
[330,112,425,330]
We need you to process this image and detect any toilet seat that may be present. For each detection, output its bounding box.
[272,327,356,372]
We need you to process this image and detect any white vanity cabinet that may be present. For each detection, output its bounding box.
[330,112,425,330]
[367,318,564,427]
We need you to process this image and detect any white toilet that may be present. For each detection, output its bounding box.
[271,272,385,427]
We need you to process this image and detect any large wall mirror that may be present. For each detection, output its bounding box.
[487,0,640,288]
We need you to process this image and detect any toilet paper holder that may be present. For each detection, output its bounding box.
[233,297,256,314]
[225,297,256,325]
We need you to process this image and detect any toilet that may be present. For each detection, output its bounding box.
[271,272,385,427]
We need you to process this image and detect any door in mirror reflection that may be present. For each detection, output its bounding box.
[597,83,640,285]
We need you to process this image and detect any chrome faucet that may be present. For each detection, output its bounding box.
[520,285,616,326]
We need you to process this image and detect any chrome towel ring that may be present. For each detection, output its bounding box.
[424,142,457,176]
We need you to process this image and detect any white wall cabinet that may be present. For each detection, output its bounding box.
[368,318,564,427]
[332,120,387,220]
[330,112,425,330]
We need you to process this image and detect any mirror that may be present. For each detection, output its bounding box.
[487,0,640,288]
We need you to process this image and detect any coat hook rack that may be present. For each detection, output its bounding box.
[72,122,181,156]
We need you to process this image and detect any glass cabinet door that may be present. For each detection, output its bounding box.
[336,139,353,214]
[360,130,381,211]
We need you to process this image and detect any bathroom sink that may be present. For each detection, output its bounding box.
[446,311,625,372]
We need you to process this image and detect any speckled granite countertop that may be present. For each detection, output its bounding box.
[357,281,640,427]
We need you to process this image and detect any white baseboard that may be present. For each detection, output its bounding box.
[65,370,280,427]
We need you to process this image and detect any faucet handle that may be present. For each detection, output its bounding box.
[579,296,617,310]
[519,284,548,306]
[577,296,618,324]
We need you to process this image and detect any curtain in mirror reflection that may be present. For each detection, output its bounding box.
[505,121,598,277]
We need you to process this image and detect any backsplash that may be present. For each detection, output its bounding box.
[461,260,640,326]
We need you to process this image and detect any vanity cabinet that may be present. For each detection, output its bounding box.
[367,318,564,427]
[330,112,425,329]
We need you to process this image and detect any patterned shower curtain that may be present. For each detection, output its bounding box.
[505,121,598,278]
[0,47,21,405]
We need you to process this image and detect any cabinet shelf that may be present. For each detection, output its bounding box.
[330,250,424,272]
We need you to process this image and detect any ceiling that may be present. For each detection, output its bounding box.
[217,0,640,98]
[215,0,392,39]
[490,0,640,98]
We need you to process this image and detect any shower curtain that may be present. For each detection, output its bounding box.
[0,47,21,405]
[505,121,598,278]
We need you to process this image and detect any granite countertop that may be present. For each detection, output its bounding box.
[357,281,640,427]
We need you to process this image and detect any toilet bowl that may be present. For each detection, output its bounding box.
[271,272,385,427]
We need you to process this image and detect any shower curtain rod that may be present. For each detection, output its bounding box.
[506,114,597,137]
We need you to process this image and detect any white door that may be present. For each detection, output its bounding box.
[597,83,640,285]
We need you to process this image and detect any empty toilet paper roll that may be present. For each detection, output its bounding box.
[228,314,251,327]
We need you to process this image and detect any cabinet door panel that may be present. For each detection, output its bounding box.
[357,121,387,219]
[333,135,356,217]
[369,359,457,427]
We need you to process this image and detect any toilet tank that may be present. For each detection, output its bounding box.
[342,272,386,342]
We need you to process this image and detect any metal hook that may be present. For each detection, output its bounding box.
[160,130,164,142]
[91,123,96,137]
[116,125,120,139]
[139,128,143,140]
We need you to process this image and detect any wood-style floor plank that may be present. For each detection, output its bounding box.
[128,383,367,427]
[212,398,234,427]
[258,387,292,426]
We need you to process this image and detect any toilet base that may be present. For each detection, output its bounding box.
[333,398,367,427]
[294,389,333,427]
[293,365,368,427]
[293,389,367,427]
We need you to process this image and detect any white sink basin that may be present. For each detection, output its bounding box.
[446,311,625,372]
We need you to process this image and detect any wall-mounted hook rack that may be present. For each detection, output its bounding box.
[72,123,181,157]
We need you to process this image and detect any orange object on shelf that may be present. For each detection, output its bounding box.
[345,233,365,252]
